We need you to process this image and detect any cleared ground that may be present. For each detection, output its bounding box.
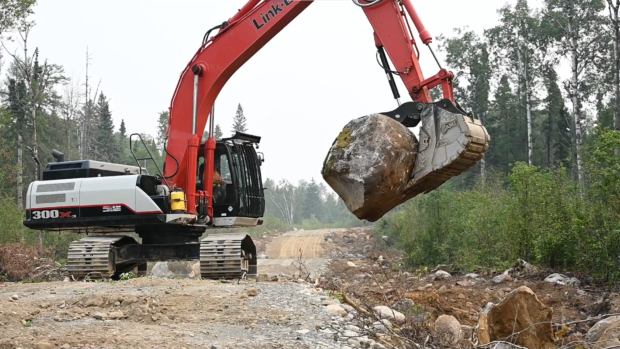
[257,228,347,278]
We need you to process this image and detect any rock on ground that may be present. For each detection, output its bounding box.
[477,286,554,349]
[434,314,461,347]
[586,316,620,343]
[150,261,200,279]
[492,273,512,284]
[373,306,405,324]
[325,304,347,317]
[321,114,419,222]
[433,270,451,280]
[544,273,580,287]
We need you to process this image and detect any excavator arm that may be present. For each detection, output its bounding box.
[162,0,488,217]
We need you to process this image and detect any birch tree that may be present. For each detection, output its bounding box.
[60,77,82,161]
[487,0,553,166]
[265,179,297,226]
[544,0,608,194]
[607,0,620,130]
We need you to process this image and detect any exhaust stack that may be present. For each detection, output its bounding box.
[52,149,64,162]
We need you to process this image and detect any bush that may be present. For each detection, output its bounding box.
[375,144,620,280]
[0,242,60,282]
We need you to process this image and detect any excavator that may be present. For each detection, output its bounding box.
[22,0,489,280]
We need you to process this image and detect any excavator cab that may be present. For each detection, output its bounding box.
[197,131,265,227]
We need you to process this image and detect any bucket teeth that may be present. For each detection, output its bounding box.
[403,102,490,195]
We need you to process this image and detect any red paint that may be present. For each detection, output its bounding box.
[401,0,432,44]
[162,0,459,221]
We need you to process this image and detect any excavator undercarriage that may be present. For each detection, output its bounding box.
[64,234,256,281]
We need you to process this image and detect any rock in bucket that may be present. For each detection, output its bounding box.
[322,114,418,222]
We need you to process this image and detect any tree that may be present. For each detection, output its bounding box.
[117,119,128,162]
[231,103,247,134]
[544,68,572,168]
[77,47,101,160]
[156,110,168,152]
[544,0,608,195]
[266,179,297,226]
[214,124,223,140]
[0,0,36,69]
[93,93,119,163]
[486,0,553,166]
[485,75,524,173]
[607,0,620,130]
[2,22,66,197]
[302,178,324,221]
[60,77,82,161]
[6,75,27,208]
[0,0,36,36]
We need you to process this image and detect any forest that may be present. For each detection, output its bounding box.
[376,0,620,282]
[2,0,620,282]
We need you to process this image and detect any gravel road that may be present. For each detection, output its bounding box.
[0,277,368,349]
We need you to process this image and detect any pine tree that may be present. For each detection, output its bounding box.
[302,179,324,221]
[544,69,572,168]
[117,119,129,164]
[231,103,247,134]
[214,124,223,140]
[485,75,524,173]
[94,93,119,163]
[119,119,126,138]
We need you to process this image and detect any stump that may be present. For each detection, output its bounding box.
[321,114,418,222]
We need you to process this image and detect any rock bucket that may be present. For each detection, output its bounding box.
[321,114,418,222]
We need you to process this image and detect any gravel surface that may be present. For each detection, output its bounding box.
[0,277,381,349]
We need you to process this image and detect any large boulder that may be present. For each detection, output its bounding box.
[150,261,200,279]
[373,305,406,324]
[586,316,620,345]
[477,286,554,349]
[321,114,418,222]
[435,315,461,347]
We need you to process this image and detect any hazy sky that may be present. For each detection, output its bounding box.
[1,0,531,188]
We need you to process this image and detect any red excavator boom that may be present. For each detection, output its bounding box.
[162,0,474,217]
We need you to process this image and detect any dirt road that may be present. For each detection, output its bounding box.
[0,228,356,349]
[0,278,349,349]
[257,228,347,278]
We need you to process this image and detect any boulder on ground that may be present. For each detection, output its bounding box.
[586,315,620,344]
[433,270,451,280]
[477,286,554,349]
[326,304,347,317]
[150,261,200,279]
[321,114,418,222]
[373,306,405,324]
[435,314,461,346]
[544,273,580,287]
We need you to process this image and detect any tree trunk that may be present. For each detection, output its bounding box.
[17,134,23,209]
[548,108,554,167]
[517,44,533,165]
[525,72,533,166]
[480,111,487,179]
[568,20,585,197]
[31,106,38,180]
[613,3,620,131]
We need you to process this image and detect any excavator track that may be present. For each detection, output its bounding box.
[66,236,144,280]
[200,233,257,279]
[402,102,490,195]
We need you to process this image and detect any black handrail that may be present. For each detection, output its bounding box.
[129,133,170,190]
